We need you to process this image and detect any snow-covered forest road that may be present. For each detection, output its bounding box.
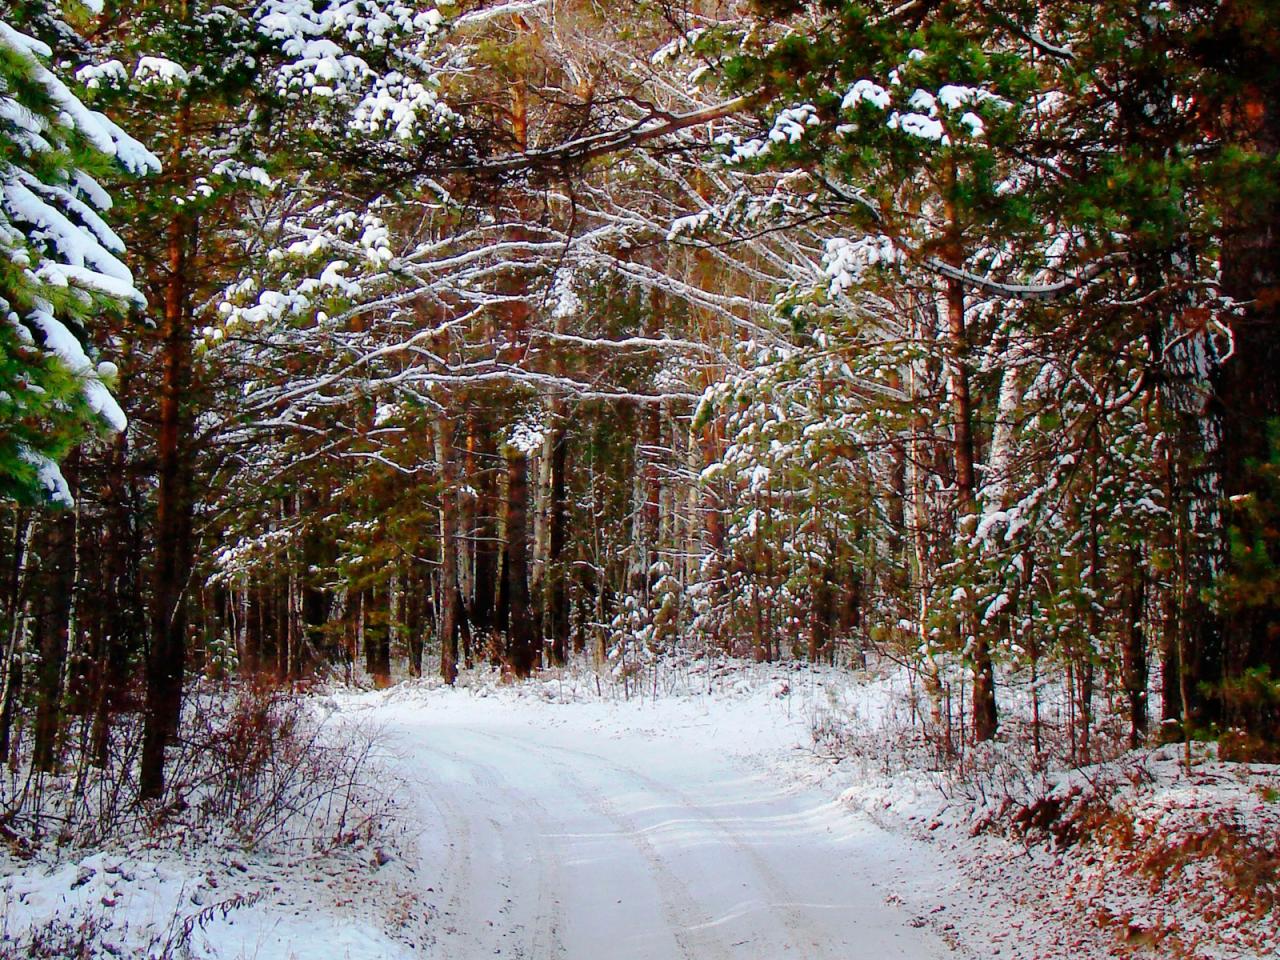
[367,680,951,959]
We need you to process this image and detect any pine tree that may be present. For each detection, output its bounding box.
[0,12,157,505]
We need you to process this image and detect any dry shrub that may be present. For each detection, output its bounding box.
[0,912,104,960]
[989,758,1280,959]
[158,682,389,851]
[0,685,390,958]
[0,681,389,854]
[1087,804,1280,958]
[0,891,262,960]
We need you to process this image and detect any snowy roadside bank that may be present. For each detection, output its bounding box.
[0,842,426,960]
[0,685,428,960]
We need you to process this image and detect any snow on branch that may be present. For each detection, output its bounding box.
[442,93,762,177]
[924,253,1126,302]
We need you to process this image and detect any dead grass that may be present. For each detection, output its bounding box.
[993,755,1280,959]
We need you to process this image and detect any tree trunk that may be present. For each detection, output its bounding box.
[0,512,30,762]
[140,208,195,801]
[944,233,997,741]
[32,509,76,773]
[296,492,328,680]
[505,445,535,677]
[276,568,291,680]
[1124,548,1149,749]
[300,579,326,678]
[470,411,499,644]
[436,411,461,685]
[696,418,726,649]
[808,550,833,663]
[1215,65,1280,751]
[92,434,138,766]
[632,405,662,601]
[363,589,391,685]
[545,407,569,665]
[406,563,425,677]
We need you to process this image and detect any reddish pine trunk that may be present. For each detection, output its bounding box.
[469,411,499,641]
[944,235,997,742]
[437,412,461,685]
[546,414,569,666]
[505,448,535,677]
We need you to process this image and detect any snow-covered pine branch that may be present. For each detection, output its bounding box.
[0,18,158,504]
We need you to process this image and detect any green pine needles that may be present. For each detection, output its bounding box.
[0,11,157,504]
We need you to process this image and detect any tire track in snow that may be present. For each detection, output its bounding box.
[412,759,473,935]
[376,700,947,960]
[473,726,868,960]
[466,748,566,959]
[403,741,567,958]
[399,749,484,947]
[461,728,734,960]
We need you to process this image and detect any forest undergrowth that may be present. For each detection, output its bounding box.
[805,662,1280,960]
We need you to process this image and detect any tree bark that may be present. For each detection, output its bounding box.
[92,434,138,766]
[470,410,500,645]
[943,208,997,741]
[436,411,462,685]
[632,405,662,601]
[545,410,570,665]
[1215,59,1280,749]
[1124,548,1149,749]
[406,562,425,677]
[140,208,195,801]
[0,511,30,763]
[32,508,76,773]
[363,588,391,685]
[505,445,535,676]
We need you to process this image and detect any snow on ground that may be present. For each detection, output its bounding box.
[0,832,428,959]
[0,689,430,960]
[3,660,1275,958]
[328,661,959,959]
[791,667,1280,960]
